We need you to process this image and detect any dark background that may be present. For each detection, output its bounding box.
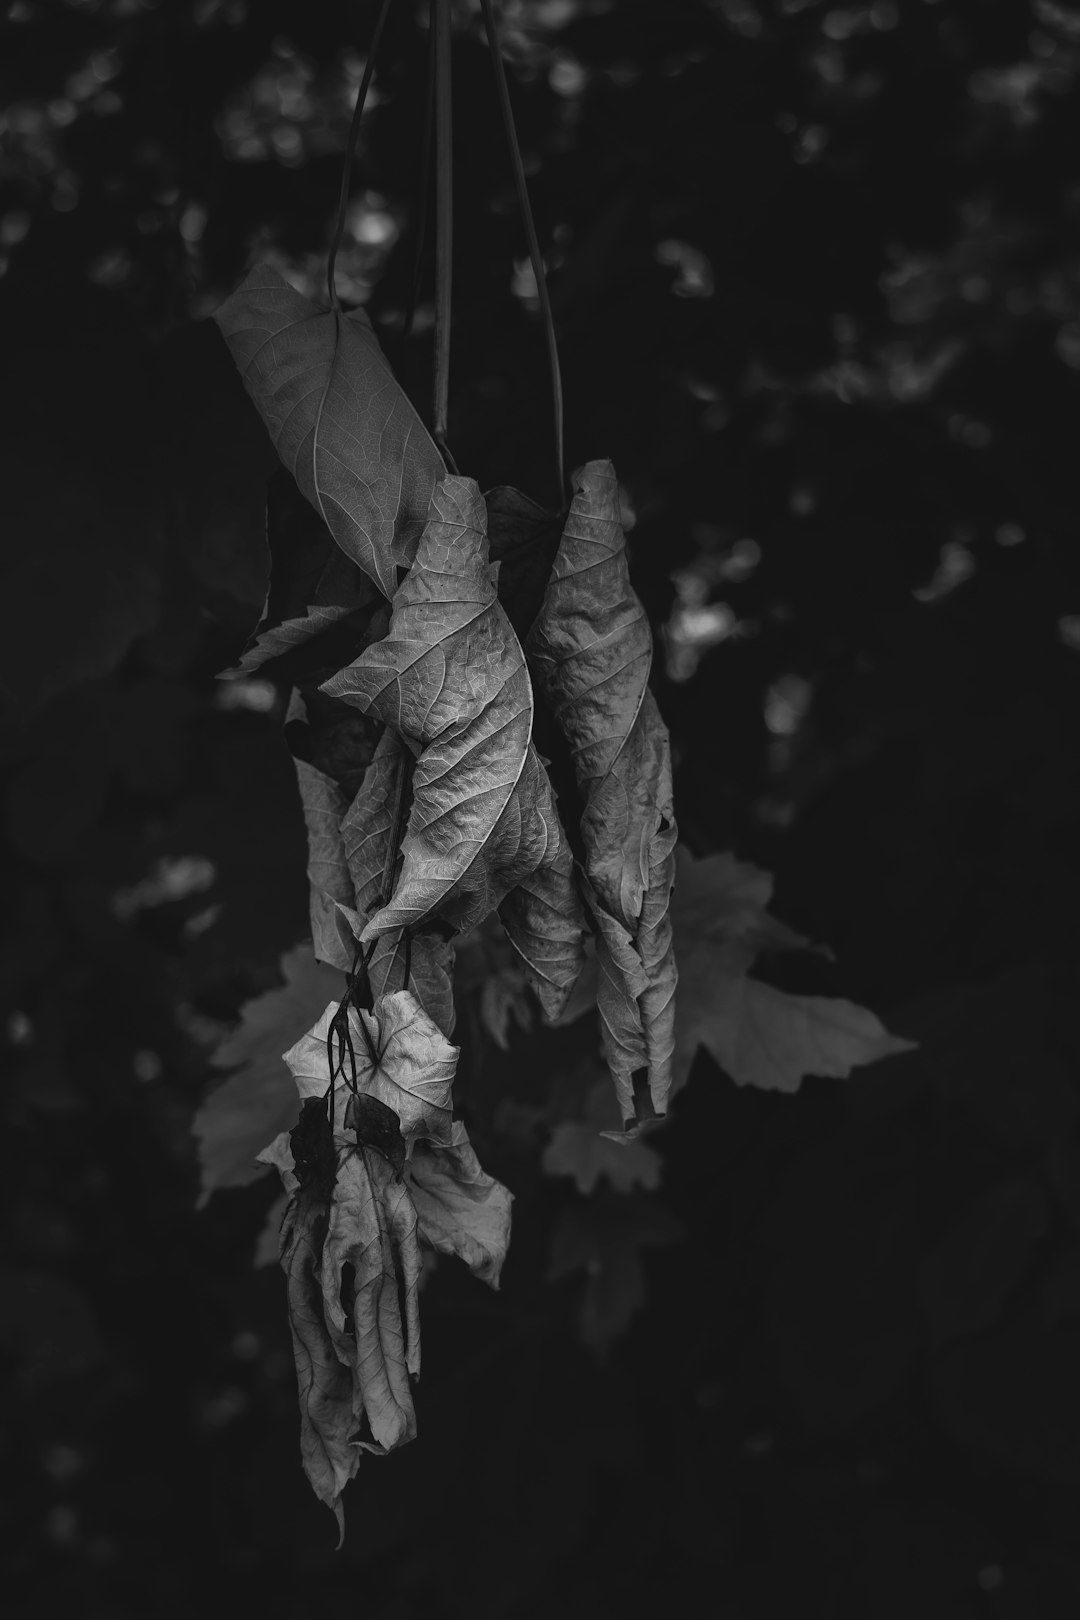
[4,0,1080,1615]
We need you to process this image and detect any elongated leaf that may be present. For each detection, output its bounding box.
[321,1150,420,1451]
[341,729,456,1035]
[294,757,360,971]
[527,461,678,1119]
[527,459,655,924]
[279,1197,358,1541]
[323,477,586,1011]
[282,994,456,1148]
[213,263,445,600]
[406,1122,513,1289]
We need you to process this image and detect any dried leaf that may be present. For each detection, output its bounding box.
[279,1195,358,1540]
[406,1122,513,1289]
[671,845,915,1094]
[341,729,456,1036]
[213,263,445,600]
[294,757,360,972]
[194,945,341,1206]
[321,1150,421,1448]
[323,476,586,1015]
[282,994,455,1148]
[527,460,677,1119]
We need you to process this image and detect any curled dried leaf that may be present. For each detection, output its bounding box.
[324,476,586,1016]
[528,461,678,1121]
[406,1121,513,1289]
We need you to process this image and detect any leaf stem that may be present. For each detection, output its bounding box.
[479,0,566,507]
[402,17,437,345]
[326,0,396,313]
[432,0,454,461]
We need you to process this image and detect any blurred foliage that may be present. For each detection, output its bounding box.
[5,0,1080,1615]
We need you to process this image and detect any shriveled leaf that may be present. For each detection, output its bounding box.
[279,1195,359,1541]
[341,729,456,1035]
[323,476,586,1012]
[269,1137,421,1536]
[527,461,677,1117]
[321,1151,420,1450]
[406,1121,513,1289]
[498,834,588,1023]
[282,993,456,1148]
[542,1079,662,1195]
[295,758,360,971]
[671,845,916,1094]
[194,945,342,1205]
[213,262,445,600]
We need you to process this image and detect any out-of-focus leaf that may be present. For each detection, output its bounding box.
[671,845,915,1095]
[194,946,342,1206]
[479,962,533,1050]
[918,1179,1048,1346]
[323,477,586,1015]
[528,460,677,1120]
[541,1078,663,1195]
[294,757,360,972]
[341,729,456,1035]
[406,1121,513,1288]
[212,263,445,600]
[282,994,455,1149]
[254,1191,290,1269]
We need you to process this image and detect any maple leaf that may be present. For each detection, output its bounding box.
[282,993,456,1148]
[527,460,677,1122]
[212,263,446,601]
[670,846,915,1094]
[323,475,586,1017]
[193,945,342,1206]
[541,1077,663,1195]
[406,1121,514,1289]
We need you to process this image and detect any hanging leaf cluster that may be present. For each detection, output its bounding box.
[210,261,680,1528]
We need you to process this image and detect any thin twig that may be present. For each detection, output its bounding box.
[402,18,437,344]
[479,0,566,507]
[326,0,396,312]
[432,0,454,456]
